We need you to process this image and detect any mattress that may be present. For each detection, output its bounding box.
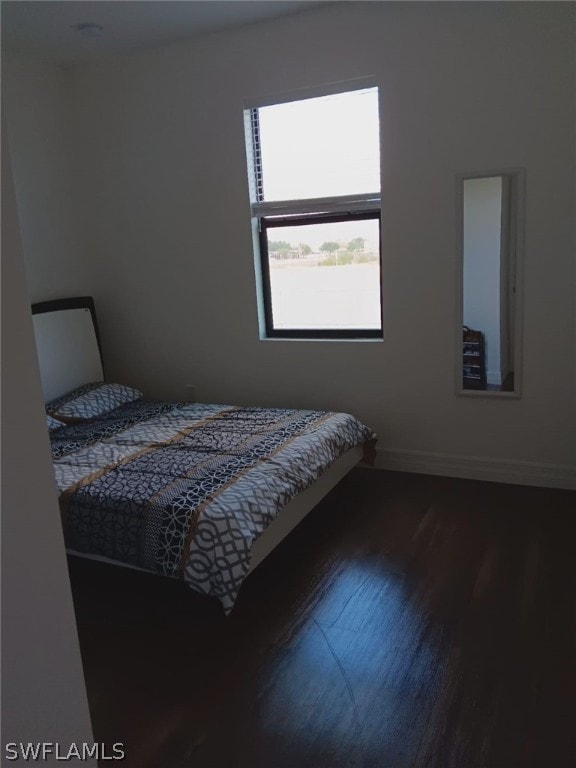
[50,400,375,612]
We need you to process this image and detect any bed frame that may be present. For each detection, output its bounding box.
[32,297,103,402]
[32,297,363,577]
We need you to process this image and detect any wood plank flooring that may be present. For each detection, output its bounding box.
[68,469,576,768]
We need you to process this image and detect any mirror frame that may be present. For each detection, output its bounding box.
[455,168,525,398]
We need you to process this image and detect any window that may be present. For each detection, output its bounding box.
[245,85,382,339]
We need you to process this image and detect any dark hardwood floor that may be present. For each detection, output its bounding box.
[67,469,576,768]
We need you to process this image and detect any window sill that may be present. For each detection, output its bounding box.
[259,335,384,343]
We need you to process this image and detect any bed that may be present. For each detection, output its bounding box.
[33,297,376,612]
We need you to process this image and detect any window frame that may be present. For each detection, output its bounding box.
[246,84,383,341]
[258,210,383,340]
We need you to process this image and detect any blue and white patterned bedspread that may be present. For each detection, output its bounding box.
[51,401,375,612]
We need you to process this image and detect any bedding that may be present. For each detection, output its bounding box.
[48,381,143,421]
[46,414,65,432]
[50,399,376,612]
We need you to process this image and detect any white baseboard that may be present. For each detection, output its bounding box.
[372,448,576,490]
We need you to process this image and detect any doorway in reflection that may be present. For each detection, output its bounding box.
[461,173,521,393]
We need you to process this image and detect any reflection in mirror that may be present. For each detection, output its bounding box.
[458,170,524,396]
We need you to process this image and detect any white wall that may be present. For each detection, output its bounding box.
[5,2,576,482]
[2,56,94,303]
[463,176,502,385]
[1,118,95,762]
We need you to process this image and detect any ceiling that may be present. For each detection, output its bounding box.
[1,1,328,66]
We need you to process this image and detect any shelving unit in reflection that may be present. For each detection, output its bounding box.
[463,326,486,389]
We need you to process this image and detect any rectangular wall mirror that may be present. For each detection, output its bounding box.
[456,169,525,397]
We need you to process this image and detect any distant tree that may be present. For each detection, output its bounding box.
[269,240,294,260]
[299,243,312,256]
[319,242,339,254]
[269,240,292,252]
[347,237,366,251]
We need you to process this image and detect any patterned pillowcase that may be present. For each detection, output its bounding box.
[50,382,143,422]
[46,382,103,415]
[46,414,65,431]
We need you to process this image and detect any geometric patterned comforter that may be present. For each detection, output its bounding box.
[51,401,376,612]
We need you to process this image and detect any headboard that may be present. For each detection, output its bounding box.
[31,297,104,402]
